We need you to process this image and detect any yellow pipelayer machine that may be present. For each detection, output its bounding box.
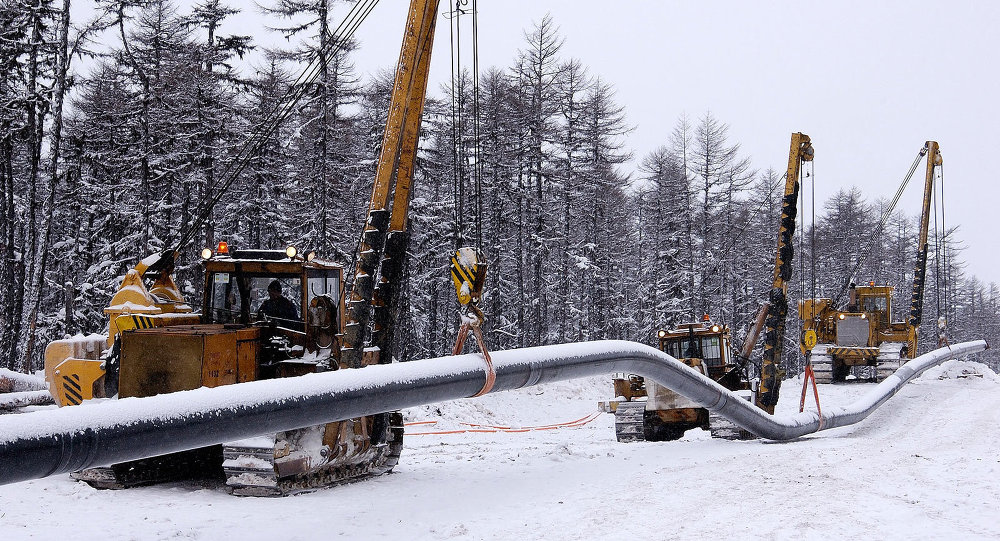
[799,142,941,383]
[41,0,443,495]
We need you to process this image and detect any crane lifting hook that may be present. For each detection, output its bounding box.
[450,247,494,396]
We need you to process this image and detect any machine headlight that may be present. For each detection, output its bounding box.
[285,246,297,259]
[200,248,213,260]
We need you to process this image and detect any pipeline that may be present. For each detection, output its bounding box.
[0,368,48,393]
[0,340,986,487]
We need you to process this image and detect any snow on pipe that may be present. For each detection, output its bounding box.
[0,339,987,487]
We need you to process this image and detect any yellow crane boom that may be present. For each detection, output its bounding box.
[757,132,813,414]
[908,141,942,329]
[342,0,441,368]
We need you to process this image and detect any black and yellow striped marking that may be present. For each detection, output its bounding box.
[828,346,879,359]
[451,257,476,287]
[53,358,106,406]
[116,314,156,333]
[62,374,83,405]
[450,256,474,305]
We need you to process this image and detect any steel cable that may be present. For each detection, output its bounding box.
[834,147,925,306]
[174,0,381,253]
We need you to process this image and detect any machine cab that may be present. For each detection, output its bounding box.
[657,321,732,379]
[201,244,345,368]
[837,283,896,347]
[849,283,894,321]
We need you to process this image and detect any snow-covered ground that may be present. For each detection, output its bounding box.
[1,361,997,541]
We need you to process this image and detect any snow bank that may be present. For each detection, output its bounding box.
[0,390,54,410]
[916,359,1000,382]
[3,368,999,541]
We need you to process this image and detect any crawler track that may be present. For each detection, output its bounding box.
[811,344,835,384]
[810,342,906,384]
[223,412,404,496]
[613,401,645,443]
[876,342,905,382]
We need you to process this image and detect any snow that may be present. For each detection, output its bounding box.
[1,365,997,540]
[0,368,47,392]
[919,359,1000,382]
[104,300,160,313]
[222,456,272,471]
[226,435,278,449]
[0,390,53,410]
[454,247,482,269]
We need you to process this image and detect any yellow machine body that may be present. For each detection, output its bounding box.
[119,325,260,398]
[44,259,198,407]
[800,285,918,366]
[39,0,439,494]
[610,321,744,442]
[800,142,940,383]
[50,358,107,406]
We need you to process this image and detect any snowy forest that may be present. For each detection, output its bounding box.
[2,0,998,375]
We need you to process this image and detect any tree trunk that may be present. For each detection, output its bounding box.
[19,0,72,371]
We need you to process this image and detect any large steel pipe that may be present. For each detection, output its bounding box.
[0,340,987,486]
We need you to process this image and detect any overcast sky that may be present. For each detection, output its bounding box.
[74,0,1000,286]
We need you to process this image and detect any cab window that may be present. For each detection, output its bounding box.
[209,272,241,323]
[250,276,303,330]
[701,336,722,366]
[306,270,340,307]
[666,338,701,358]
[661,339,680,358]
[860,295,888,313]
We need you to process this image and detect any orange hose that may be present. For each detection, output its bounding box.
[406,411,603,436]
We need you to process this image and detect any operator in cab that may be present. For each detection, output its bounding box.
[257,279,298,324]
